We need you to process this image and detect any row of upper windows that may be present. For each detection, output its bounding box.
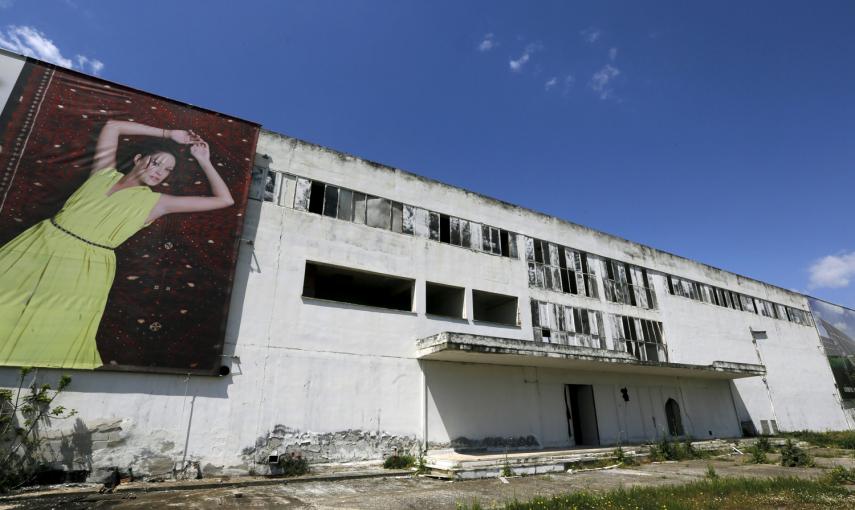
[249,165,813,325]
[667,275,813,327]
[250,169,518,259]
[529,298,666,362]
[524,236,657,310]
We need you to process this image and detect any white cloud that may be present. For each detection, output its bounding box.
[563,74,575,94]
[477,33,496,52]
[833,321,852,334]
[544,77,557,90]
[808,251,855,289]
[508,42,542,73]
[581,27,601,44]
[0,25,103,75]
[609,47,618,61]
[589,64,620,99]
[76,54,104,75]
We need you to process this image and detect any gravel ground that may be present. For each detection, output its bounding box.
[2,451,854,509]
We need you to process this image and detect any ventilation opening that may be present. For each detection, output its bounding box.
[426,282,465,319]
[303,262,414,312]
[472,290,518,326]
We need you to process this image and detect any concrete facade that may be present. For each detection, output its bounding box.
[1,129,852,479]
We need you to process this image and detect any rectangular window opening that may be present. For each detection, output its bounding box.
[308,181,326,214]
[426,282,466,319]
[302,262,414,312]
[472,290,518,326]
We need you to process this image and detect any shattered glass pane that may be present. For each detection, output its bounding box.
[402,204,415,235]
[353,192,367,224]
[294,178,311,211]
[391,202,403,233]
[367,196,391,229]
[338,188,353,221]
[429,212,440,241]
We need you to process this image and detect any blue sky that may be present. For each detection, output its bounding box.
[2,0,854,307]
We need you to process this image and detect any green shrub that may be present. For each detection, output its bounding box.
[416,450,428,474]
[822,465,855,485]
[612,446,637,466]
[278,452,309,476]
[383,454,416,470]
[780,439,814,467]
[755,436,772,452]
[1,369,75,493]
[649,437,706,461]
[746,445,769,464]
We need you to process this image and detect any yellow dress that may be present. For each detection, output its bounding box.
[0,168,161,369]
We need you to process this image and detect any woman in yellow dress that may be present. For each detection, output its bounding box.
[0,120,235,369]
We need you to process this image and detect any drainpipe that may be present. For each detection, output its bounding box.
[420,365,428,452]
[750,328,779,431]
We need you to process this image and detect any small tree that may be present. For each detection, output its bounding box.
[0,368,75,492]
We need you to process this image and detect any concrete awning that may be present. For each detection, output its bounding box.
[416,332,765,379]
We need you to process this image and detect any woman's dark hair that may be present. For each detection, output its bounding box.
[116,138,182,174]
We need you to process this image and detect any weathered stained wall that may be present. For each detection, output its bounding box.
[0,129,849,480]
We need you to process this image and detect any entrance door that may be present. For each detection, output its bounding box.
[564,384,600,447]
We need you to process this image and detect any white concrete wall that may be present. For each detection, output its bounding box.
[1,129,849,478]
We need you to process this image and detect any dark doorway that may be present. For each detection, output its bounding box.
[665,398,685,436]
[563,384,600,446]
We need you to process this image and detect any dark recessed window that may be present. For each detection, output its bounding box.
[472,290,518,326]
[426,282,465,319]
[302,262,414,312]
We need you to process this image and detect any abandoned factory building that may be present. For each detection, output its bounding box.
[1,51,853,478]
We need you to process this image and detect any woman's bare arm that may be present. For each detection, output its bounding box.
[145,140,234,223]
[92,120,194,175]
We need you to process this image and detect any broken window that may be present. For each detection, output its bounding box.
[302,262,414,312]
[524,237,598,299]
[611,314,666,362]
[352,192,367,224]
[366,196,391,229]
[426,282,466,319]
[785,307,812,326]
[439,214,451,243]
[461,220,471,248]
[294,177,312,211]
[308,181,326,214]
[391,201,404,233]
[449,216,460,245]
[472,290,518,326]
[337,188,354,221]
[413,207,430,237]
[602,259,656,309]
[530,299,605,348]
[323,184,339,217]
[428,212,440,241]
[402,204,415,235]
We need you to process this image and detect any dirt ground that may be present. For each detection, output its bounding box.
[3,451,854,509]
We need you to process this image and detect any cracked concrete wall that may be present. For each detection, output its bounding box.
[0,129,849,481]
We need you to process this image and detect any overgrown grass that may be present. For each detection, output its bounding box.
[383,454,416,469]
[456,477,855,509]
[612,446,638,466]
[648,438,709,462]
[779,430,855,450]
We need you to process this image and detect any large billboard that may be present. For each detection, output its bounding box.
[0,49,259,375]
[807,297,855,406]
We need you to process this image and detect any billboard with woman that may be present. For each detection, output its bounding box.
[0,49,259,375]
